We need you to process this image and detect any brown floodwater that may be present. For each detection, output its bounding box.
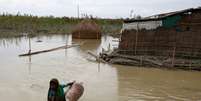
[0,35,201,101]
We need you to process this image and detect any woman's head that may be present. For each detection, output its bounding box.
[49,78,59,90]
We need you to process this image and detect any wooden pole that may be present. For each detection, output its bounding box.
[171,29,177,67]
[98,56,101,72]
[172,46,176,67]
[189,60,192,68]
[87,51,107,63]
[19,44,79,57]
[28,37,31,54]
[135,23,139,55]
[140,56,143,66]
[65,35,68,56]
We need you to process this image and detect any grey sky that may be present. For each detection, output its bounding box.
[0,0,200,18]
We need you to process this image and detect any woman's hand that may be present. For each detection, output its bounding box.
[67,80,76,86]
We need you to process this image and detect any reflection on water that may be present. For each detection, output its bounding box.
[28,56,32,74]
[73,39,101,52]
[0,34,201,101]
[0,37,23,48]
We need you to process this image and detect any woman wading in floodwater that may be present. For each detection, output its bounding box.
[48,78,84,101]
[47,78,74,101]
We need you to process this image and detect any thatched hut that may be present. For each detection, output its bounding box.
[72,19,101,39]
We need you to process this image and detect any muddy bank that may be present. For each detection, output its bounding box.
[99,50,201,71]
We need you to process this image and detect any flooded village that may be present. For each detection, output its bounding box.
[101,7,201,71]
[0,0,201,100]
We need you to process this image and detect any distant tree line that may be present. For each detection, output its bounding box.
[0,12,123,37]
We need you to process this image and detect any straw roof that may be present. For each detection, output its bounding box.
[72,19,101,39]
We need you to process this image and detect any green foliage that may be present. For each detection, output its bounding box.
[0,13,122,38]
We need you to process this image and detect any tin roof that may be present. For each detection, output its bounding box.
[124,7,201,23]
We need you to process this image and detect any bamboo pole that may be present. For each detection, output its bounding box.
[65,35,69,56]
[171,29,177,67]
[19,44,79,57]
[28,37,31,54]
[172,47,176,67]
[98,56,101,72]
[87,51,107,63]
[140,56,143,66]
[135,23,139,55]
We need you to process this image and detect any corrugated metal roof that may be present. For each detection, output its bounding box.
[124,7,201,23]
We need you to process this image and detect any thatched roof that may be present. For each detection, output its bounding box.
[72,19,101,39]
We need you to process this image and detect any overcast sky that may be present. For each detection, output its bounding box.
[0,0,200,18]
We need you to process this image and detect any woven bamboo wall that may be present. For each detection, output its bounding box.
[119,10,201,58]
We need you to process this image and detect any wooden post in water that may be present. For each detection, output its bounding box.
[140,56,143,66]
[98,55,101,72]
[171,47,176,67]
[135,23,139,55]
[189,48,193,68]
[28,35,31,54]
[28,33,32,74]
[19,44,79,56]
[65,34,68,56]
[189,60,192,68]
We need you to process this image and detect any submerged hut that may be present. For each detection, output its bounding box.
[118,7,201,58]
[72,19,101,39]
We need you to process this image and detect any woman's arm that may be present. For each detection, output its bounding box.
[63,81,75,88]
[67,82,74,86]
